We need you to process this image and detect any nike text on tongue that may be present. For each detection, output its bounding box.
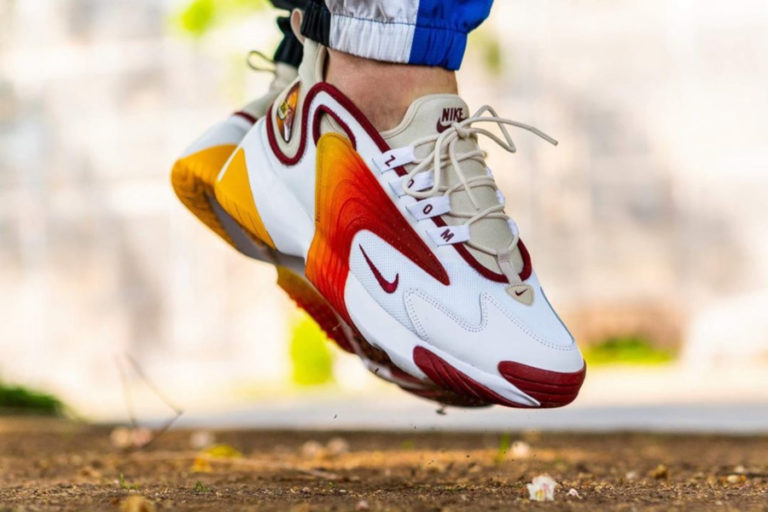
[436,107,467,133]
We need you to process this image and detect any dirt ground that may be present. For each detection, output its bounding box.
[0,419,766,511]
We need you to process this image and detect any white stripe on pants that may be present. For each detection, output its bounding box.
[325,0,419,64]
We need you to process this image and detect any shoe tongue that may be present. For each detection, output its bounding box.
[382,95,524,278]
[298,38,325,87]
[272,62,298,92]
[382,94,470,148]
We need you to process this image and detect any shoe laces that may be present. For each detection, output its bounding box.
[247,50,297,95]
[246,50,276,73]
[399,106,557,285]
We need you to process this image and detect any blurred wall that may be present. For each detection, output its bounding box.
[477,0,768,364]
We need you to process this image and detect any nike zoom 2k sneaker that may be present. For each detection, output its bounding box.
[211,39,586,408]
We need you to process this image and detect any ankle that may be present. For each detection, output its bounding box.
[325,50,458,132]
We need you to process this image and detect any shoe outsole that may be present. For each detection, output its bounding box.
[413,345,586,408]
[413,346,532,408]
[498,361,586,408]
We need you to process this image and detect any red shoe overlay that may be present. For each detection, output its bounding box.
[266,85,358,166]
[413,346,530,408]
[498,361,586,408]
[233,110,258,125]
[312,105,357,147]
[276,266,354,353]
[306,133,449,322]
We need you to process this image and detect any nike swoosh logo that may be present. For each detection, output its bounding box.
[359,244,399,293]
[436,119,452,133]
[436,116,466,133]
[514,289,527,297]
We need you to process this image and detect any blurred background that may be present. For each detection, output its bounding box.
[1,0,767,429]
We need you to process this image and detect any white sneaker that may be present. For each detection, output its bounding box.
[210,40,586,408]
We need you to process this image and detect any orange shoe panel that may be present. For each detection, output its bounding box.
[276,266,354,353]
[171,144,238,247]
[215,148,276,249]
[306,133,449,322]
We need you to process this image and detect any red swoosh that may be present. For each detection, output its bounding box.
[436,116,466,133]
[359,245,399,293]
[435,119,452,133]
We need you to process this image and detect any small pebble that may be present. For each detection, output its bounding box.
[120,495,156,512]
[189,431,215,450]
[567,488,582,498]
[110,428,132,449]
[651,464,669,480]
[301,440,324,458]
[110,427,152,449]
[326,437,350,456]
[511,441,531,459]
[526,475,558,502]
[131,428,153,447]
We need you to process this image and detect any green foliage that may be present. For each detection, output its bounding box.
[193,481,211,493]
[174,0,269,38]
[177,0,215,37]
[584,336,675,366]
[0,382,64,416]
[118,473,140,490]
[289,312,335,387]
[495,432,511,463]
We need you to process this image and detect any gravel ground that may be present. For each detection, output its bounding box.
[0,419,766,511]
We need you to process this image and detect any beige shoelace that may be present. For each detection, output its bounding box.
[402,105,558,285]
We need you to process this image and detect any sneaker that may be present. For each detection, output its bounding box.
[171,56,489,408]
[212,39,586,408]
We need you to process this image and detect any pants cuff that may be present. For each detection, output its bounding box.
[300,0,467,70]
